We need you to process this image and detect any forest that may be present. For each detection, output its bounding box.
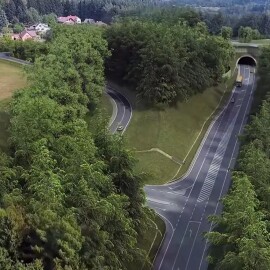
[0,25,153,269]
[0,0,162,24]
[106,15,234,105]
[172,0,266,13]
[124,7,270,37]
[206,47,270,269]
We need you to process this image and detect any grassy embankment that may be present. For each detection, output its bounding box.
[108,60,238,185]
[0,59,28,152]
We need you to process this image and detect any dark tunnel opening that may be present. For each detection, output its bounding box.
[238,56,256,66]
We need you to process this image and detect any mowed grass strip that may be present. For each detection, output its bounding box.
[0,59,27,100]
[126,214,166,270]
[0,59,27,152]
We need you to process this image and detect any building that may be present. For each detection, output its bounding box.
[57,15,81,24]
[27,23,50,34]
[95,21,107,27]
[12,29,39,41]
[83,18,95,24]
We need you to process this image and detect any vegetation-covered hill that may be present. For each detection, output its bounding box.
[0,25,153,270]
[106,15,234,106]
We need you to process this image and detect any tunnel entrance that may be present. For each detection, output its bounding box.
[237,55,257,66]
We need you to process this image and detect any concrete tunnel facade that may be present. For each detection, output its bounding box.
[237,55,257,66]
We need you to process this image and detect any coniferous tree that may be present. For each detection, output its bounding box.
[0,9,8,30]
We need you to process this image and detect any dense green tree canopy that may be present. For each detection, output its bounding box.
[0,24,151,269]
[106,18,234,106]
[0,0,162,24]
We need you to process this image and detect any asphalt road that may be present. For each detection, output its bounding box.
[106,86,132,134]
[0,52,31,65]
[145,64,256,270]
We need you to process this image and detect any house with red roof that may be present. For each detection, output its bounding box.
[11,29,39,41]
[57,15,81,25]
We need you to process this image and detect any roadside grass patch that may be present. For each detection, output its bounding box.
[101,92,113,117]
[233,39,270,47]
[0,60,27,152]
[127,214,166,270]
[135,151,179,185]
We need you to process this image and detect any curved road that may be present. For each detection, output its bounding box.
[106,85,132,134]
[145,64,256,270]
[1,53,255,269]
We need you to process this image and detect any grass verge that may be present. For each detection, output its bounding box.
[127,214,166,270]
[101,92,113,117]
[0,60,27,152]
[85,93,112,128]
[135,151,179,185]
[173,71,237,180]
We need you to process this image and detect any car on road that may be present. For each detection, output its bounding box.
[231,98,235,103]
[117,125,124,131]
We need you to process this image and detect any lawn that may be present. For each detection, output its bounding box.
[110,64,237,184]
[0,59,28,152]
[102,92,113,119]
[135,152,179,185]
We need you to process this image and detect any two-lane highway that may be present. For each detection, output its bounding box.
[145,64,256,270]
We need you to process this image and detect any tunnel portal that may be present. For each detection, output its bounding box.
[237,55,257,66]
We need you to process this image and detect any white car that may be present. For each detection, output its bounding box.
[117,125,124,131]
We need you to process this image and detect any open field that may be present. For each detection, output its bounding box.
[0,59,27,100]
[0,59,27,152]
